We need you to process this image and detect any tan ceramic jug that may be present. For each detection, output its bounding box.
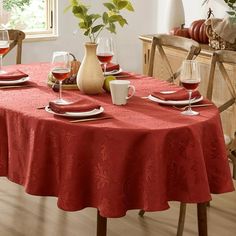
[76,42,104,94]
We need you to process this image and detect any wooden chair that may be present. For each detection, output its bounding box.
[155,50,236,236]
[3,29,25,64]
[148,34,201,82]
[206,50,236,179]
[139,35,201,236]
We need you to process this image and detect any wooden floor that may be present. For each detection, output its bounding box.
[0,174,235,236]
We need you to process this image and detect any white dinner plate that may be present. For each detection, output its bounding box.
[147,95,203,105]
[45,105,104,118]
[0,76,30,85]
[104,68,123,76]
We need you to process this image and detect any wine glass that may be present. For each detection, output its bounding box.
[180,60,201,116]
[96,37,114,76]
[51,51,70,104]
[0,29,10,74]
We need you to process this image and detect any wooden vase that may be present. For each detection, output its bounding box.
[77,42,104,94]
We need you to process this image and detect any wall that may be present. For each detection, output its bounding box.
[157,0,227,33]
[4,0,157,73]
[4,0,228,73]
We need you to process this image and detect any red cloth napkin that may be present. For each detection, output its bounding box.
[49,99,101,114]
[0,70,28,81]
[152,89,201,101]
[102,63,120,72]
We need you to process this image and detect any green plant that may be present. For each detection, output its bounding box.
[223,0,236,19]
[65,0,134,42]
[3,0,31,11]
[202,0,236,20]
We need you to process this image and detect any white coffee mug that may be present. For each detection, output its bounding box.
[109,80,135,105]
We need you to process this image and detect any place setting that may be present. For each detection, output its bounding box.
[45,99,109,123]
[0,29,31,89]
[0,69,32,89]
[97,36,130,79]
[43,51,110,123]
[146,60,212,115]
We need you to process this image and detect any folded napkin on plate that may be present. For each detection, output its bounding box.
[0,70,28,81]
[152,89,201,101]
[102,63,120,72]
[49,99,101,114]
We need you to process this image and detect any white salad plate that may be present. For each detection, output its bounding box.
[0,76,30,85]
[147,95,203,105]
[45,105,104,118]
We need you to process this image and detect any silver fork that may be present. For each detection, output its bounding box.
[0,85,33,89]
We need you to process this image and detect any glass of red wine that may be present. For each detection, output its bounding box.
[180,60,201,116]
[96,37,114,76]
[51,51,70,104]
[0,29,10,74]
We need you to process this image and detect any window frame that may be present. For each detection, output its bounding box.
[25,0,58,41]
[1,0,58,41]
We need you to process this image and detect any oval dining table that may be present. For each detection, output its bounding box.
[0,63,234,236]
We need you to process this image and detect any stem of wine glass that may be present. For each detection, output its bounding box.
[0,54,3,72]
[103,62,107,76]
[187,90,193,112]
[59,81,63,101]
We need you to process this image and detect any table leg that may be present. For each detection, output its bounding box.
[97,210,107,236]
[197,202,208,236]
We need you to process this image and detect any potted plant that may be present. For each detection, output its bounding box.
[66,0,134,94]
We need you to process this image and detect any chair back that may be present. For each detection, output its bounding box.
[206,50,236,179]
[207,50,236,113]
[3,29,25,64]
[148,34,201,82]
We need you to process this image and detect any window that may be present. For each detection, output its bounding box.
[0,0,57,40]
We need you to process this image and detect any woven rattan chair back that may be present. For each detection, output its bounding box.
[148,34,201,82]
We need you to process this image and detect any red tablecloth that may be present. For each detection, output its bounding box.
[0,63,234,218]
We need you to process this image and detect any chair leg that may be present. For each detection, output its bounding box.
[228,150,236,180]
[138,209,145,217]
[197,202,208,236]
[233,162,236,180]
[177,203,186,236]
[97,210,107,236]
[231,151,236,180]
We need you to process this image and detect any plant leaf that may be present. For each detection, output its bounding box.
[109,15,123,23]
[107,23,116,33]
[64,5,72,13]
[79,22,87,29]
[102,12,109,24]
[118,18,128,27]
[125,2,134,11]
[112,0,119,7]
[227,10,236,15]
[70,0,79,5]
[90,14,101,21]
[84,29,90,36]
[74,13,85,19]
[103,3,116,11]
[91,24,104,33]
[118,1,128,10]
